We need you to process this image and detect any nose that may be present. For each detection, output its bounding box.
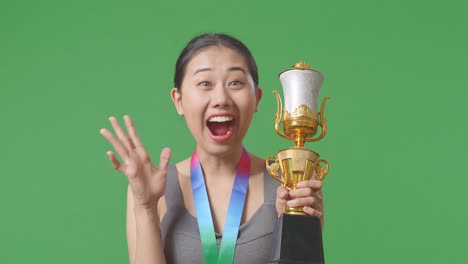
[211,85,231,108]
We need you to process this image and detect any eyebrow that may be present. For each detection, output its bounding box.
[228,67,247,74]
[193,66,247,76]
[193,68,212,75]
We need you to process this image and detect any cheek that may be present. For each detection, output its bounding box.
[181,90,205,109]
[183,110,205,140]
[236,91,257,111]
[181,93,207,128]
[235,95,257,124]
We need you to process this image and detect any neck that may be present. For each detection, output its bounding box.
[195,145,244,181]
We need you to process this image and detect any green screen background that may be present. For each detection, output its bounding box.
[1,0,467,263]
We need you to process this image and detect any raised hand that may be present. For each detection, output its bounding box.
[100,115,171,210]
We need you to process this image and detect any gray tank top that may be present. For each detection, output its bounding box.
[160,165,279,263]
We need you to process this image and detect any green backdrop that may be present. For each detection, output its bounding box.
[1,0,467,263]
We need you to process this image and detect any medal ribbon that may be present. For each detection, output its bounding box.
[190,147,250,264]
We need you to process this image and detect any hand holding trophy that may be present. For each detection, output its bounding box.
[267,61,330,264]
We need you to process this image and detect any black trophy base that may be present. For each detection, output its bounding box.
[269,214,324,264]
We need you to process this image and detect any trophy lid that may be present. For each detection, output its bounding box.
[278,60,322,76]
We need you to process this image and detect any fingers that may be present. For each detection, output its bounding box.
[158,148,172,172]
[100,128,129,162]
[101,115,149,163]
[287,196,323,216]
[287,196,317,208]
[109,116,135,150]
[106,151,125,172]
[123,115,153,163]
[285,180,324,217]
[303,206,323,217]
[289,187,314,198]
[276,185,323,217]
[289,179,322,198]
[296,179,322,190]
[124,115,144,149]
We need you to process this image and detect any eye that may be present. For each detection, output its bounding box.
[228,80,244,87]
[197,81,211,87]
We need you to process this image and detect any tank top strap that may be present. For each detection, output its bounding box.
[164,165,184,209]
[263,165,280,203]
[160,165,185,243]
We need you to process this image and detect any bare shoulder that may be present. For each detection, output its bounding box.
[249,153,266,177]
[247,153,266,196]
[174,158,191,179]
[174,157,192,192]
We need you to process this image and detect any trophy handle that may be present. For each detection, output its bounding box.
[265,155,284,185]
[273,90,292,141]
[315,159,329,181]
[306,96,330,143]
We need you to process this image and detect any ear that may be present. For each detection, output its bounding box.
[255,87,263,112]
[170,88,184,115]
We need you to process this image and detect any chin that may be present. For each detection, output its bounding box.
[199,140,243,158]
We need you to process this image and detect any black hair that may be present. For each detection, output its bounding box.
[174,33,259,92]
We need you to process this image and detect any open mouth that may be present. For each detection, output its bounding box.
[207,115,234,138]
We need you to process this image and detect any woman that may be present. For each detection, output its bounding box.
[100,33,324,264]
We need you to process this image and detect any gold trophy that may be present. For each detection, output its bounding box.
[267,61,330,264]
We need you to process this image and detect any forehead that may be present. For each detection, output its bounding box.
[185,46,249,74]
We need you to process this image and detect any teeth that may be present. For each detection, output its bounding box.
[208,116,233,122]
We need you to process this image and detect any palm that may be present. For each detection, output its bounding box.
[100,115,171,209]
[124,150,167,206]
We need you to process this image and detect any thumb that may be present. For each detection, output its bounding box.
[276,186,288,217]
[159,147,172,172]
[276,186,289,200]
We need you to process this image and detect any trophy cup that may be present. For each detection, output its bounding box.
[267,61,330,264]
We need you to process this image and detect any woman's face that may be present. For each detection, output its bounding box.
[171,45,262,157]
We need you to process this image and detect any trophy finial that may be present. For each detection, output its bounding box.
[292,60,311,70]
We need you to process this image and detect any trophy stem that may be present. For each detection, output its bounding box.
[295,133,306,148]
